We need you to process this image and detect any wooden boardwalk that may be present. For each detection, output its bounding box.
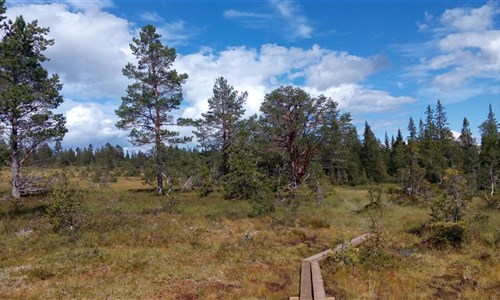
[290,233,373,300]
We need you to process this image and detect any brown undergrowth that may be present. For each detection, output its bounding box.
[0,175,498,299]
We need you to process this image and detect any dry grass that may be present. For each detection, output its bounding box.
[0,172,498,299]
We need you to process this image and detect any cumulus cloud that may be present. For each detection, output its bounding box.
[175,44,409,119]
[6,2,134,99]
[409,1,500,99]
[61,101,127,148]
[306,84,414,113]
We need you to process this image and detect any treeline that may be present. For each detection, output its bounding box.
[5,83,499,213]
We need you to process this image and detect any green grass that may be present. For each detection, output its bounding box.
[0,175,499,299]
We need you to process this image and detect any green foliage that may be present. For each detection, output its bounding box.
[478,105,499,199]
[260,86,330,187]
[115,24,189,195]
[0,14,67,197]
[47,175,85,232]
[196,77,247,175]
[361,122,387,182]
[248,189,275,218]
[88,167,117,188]
[430,192,455,223]
[195,159,214,198]
[424,221,466,248]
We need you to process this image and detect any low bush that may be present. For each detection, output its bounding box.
[46,175,85,232]
[423,221,466,248]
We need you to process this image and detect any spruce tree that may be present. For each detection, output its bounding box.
[361,122,386,182]
[408,117,417,141]
[458,117,478,189]
[340,114,365,184]
[478,105,499,200]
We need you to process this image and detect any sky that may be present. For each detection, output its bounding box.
[4,0,500,150]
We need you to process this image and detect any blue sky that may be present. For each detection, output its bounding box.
[5,0,500,149]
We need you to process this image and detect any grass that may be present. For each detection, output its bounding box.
[0,172,499,299]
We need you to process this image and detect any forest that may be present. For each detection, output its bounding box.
[1,1,499,299]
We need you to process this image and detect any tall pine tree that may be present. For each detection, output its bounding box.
[0,14,67,197]
[116,25,189,195]
[197,77,247,175]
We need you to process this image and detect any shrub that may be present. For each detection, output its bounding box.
[47,175,85,232]
[248,194,275,218]
[424,221,466,248]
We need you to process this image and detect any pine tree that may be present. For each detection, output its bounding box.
[116,24,189,195]
[0,0,5,22]
[436,100,453,140]
[222,117,269,200]
[260,86,329,187]
[0,15,67,197]
[198,77,247,175]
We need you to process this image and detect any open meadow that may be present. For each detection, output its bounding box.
[0,171,498,299]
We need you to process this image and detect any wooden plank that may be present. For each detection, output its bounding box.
[299,260,313,300]
[293,233,373,299]
[311,260,326,300]
[305,233,374,262]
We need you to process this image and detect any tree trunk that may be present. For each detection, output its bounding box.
[155,137,163,196]
[11,127,21,198]
[156,159,163,196]
[489,162,495,197]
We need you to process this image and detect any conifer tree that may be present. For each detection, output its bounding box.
[0,14,67,197]
[198,77,247,175]
[361,122,386,182]
[458,117,478,189]
[408,116,417,141]
[260,86,329,187]
[340,114,365,184]
[116,24,188,195]
[478,105,499,201]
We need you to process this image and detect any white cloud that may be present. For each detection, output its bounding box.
[139,11,164,23]
[409,2,500,97]
[223,10,269,19]
[440,2,498,32]
[306,84,414,113]
[6,2,134,99]
[175,44,411,119]
[305,52,389,90]
[60,101,127,148]
[224,0,313,39]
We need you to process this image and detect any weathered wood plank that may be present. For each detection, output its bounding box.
[305,233,374,262]
[300,260,313,300]
[311,260,326,300]
[292,233,373,299]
